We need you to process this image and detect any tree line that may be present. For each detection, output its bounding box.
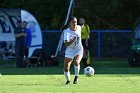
[0,0,140,30]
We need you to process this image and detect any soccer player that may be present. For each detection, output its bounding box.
[63,17,83,84]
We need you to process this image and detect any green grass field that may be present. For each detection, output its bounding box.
[0,59,140,93]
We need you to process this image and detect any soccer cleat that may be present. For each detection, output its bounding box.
[73,76,78,84]
[65,81,70,84]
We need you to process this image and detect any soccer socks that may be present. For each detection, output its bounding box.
[73,65,80,84]
[64,71,70,82]
[74,65,80,76]
[64,65,80,84]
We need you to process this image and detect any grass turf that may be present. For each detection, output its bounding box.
[0,59,140,93]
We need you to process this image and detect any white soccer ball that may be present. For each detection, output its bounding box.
[84,66,95,76]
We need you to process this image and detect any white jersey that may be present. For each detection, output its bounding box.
[63,25,83,54]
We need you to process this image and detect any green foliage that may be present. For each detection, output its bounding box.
[0,0,140,29]
[74,0,139,29]
[0,0,68,29]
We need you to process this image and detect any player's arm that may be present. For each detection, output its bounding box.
[15,33,26,38]
[21,32,27,37]
[15,33,22,38]
[65,37,77,46]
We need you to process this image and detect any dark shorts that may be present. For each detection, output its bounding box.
[82,39,89,49]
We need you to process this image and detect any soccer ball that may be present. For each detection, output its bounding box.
[84,66,95,76]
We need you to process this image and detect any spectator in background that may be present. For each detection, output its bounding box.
[79,18,91,68]
[14,20,26,68]
[22,21,32,66]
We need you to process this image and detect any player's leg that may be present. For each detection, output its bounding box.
[83,49,88,68]
[82,40,88,68]
[24,46,29,66]
[20,44,25,67]
[16,42,23,68]
[64,57,73,84]
[73,53,83,84]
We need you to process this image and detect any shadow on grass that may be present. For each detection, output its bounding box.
[93,59,140,74]
[0,59,140,75]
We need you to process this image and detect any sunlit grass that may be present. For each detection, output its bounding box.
[0,59,140,93]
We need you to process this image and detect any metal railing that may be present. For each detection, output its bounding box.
[42,30,132,58]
